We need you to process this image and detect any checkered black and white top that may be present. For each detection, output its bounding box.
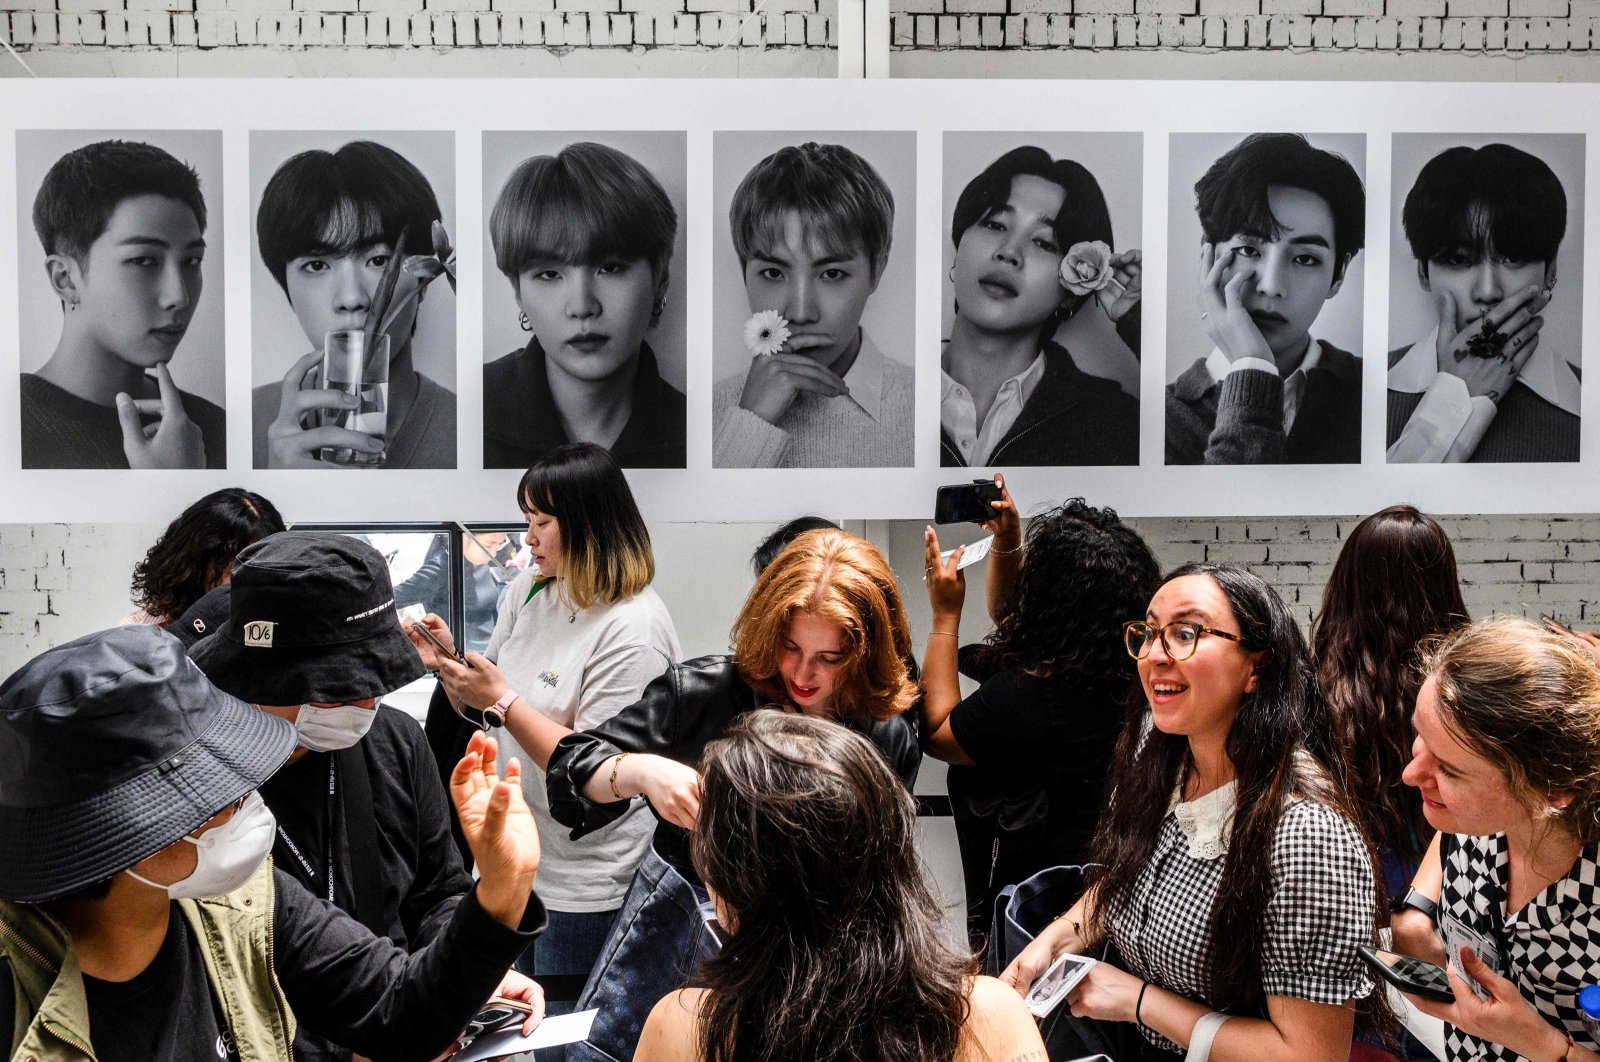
[1104,784,1377,1053]
[1439,833,1600,1062]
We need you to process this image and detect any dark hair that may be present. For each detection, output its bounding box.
[33,140,206,263]
[1402,143,1567,270]
[692,710,972,1062]
[130,488,286,624]
[517,443,654,611]
[1087,563,1375,1017]
[1194,133,1366,278]
[729,142,895,280]
[951,146,1114,338]
[490,142,677,322]
[1311,506,1468,871]
[975,499,1159,689]
[256,140,441,294]
[750,516,840,576]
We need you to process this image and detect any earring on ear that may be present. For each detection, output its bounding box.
[518,311,532,332]
[653,294,667,318]
[948,266,955,285]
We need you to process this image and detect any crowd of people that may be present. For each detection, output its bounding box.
[4,455,1600,1062]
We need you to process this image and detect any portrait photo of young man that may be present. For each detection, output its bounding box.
[1165,132,1367,466]
[250,131,458,470]
[1386,133,1583,463]
[17,131,226,470]
[710,131,916,469]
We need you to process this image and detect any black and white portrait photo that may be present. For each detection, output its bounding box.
[939,131,1142,468]
[480,131,688,470]
[1386,133,1584,464]
[1165,132,1367,466]
[16,130,226,470]
[710,130,916,469]
[249,130,458,470]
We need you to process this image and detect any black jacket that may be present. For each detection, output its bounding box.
[259,706,476,1062]
[482,339,686,469]
[940,340,1139,467]
[546,655,922,877]
[0,868,544,1062]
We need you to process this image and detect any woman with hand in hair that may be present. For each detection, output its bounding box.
[923,481,1160,952]
[545,528,921,1061]
[1310,504,1468,895]
[636,710,1044,1062]
[1003,563,1385,1061]
[1391,617,1600,1062]
[407,441,680,989]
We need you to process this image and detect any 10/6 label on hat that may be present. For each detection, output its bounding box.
[244,621,276,648]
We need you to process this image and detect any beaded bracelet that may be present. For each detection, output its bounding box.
[609,753,631,800]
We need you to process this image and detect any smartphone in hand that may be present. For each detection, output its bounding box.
[1358,945,1455,1004]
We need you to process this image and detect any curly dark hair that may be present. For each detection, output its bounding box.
[130,488,285,623]
[693,710,973,1062]
[973,498,1160,693]
[1310,505,1468,873]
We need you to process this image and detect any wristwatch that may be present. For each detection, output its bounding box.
[483,688,518,729]
[1390,886,1438,923]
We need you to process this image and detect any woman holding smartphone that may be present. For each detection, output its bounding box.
[635,710,1043,1061]
[921,479,1160,952]
[544,527,921,1060]
[1390,616,1600,1062]
[940,145,1141,468]
[407,441,680,989]
[1002,563,1383,1061]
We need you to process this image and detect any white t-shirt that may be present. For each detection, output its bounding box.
[488,571,680,911]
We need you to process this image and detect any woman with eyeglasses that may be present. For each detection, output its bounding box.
[406,441,681,991]
[1002,563,1387,1061]
[922,484,1160,954]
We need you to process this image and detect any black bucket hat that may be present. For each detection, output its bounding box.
[188,532,425,705]
[0,626,296,903]
[170,584,231,649]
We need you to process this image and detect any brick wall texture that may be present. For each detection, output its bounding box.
[4,514,1600,671]
[4,0,1595,52]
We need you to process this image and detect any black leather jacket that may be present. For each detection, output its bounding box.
[546,655,922,877]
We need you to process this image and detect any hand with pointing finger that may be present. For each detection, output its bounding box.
[116,363,206,469]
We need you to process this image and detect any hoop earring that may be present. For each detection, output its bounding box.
[948,266,955,284]
[518,311,532,332]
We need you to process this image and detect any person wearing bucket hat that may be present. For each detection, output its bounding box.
[190,531,540,1062]
[0,625,546,1062]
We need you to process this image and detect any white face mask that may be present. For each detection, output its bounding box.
[127,792,276,900]
[293,703,378,752]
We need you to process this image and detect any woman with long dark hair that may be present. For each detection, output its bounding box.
[1004,563,1384,1061]
[1311,504,1468,892]
[407,441,680,988]
[124,487,285,625]
[922,481,1160,950]
[636,710,1042,1062]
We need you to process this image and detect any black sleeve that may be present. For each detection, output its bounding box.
[947,671,1059,768]
[273,868,544,1062]
[547,658,745,839]
[1114,301,1140,358]
[396,719,476,948]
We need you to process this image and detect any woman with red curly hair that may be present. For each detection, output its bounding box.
[545,527,921,1061]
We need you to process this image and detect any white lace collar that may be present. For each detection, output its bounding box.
[1168,780,1239,861]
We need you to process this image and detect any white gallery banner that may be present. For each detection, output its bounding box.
[0,78,1592,523]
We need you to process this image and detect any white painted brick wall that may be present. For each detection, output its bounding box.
[6,515,1600,676]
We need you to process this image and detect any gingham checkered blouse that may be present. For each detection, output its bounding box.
[1440,832,1600,1062]
[1104,781,1378,1054]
